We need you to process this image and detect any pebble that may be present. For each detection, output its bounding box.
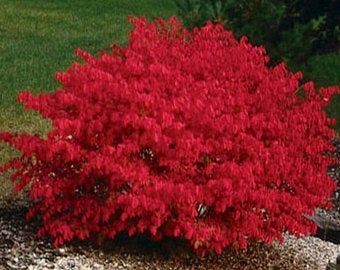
[0,138,339,269]
[275,234,340,270]
[0,201,338,270]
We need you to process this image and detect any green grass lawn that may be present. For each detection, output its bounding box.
[0,0,339,199]
[0,0,176,107]
[0,0,176,199]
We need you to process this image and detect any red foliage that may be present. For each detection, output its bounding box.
[1,17,339,255]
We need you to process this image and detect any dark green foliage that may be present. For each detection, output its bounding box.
[297,53,340,131]
[173,0,339,64]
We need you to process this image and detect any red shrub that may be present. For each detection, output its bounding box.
[1,17,339,255]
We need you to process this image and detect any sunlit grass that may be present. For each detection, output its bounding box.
[0,0,176,199]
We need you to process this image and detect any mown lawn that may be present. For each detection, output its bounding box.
[0,0,177,199]
[0,0,176,106]
[0,0,339,199]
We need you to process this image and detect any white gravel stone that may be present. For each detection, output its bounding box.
[274,234,340,270]
[1,211,339,270]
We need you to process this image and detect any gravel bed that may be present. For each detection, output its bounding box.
[0,138,339,269]
[0,199,338,270]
